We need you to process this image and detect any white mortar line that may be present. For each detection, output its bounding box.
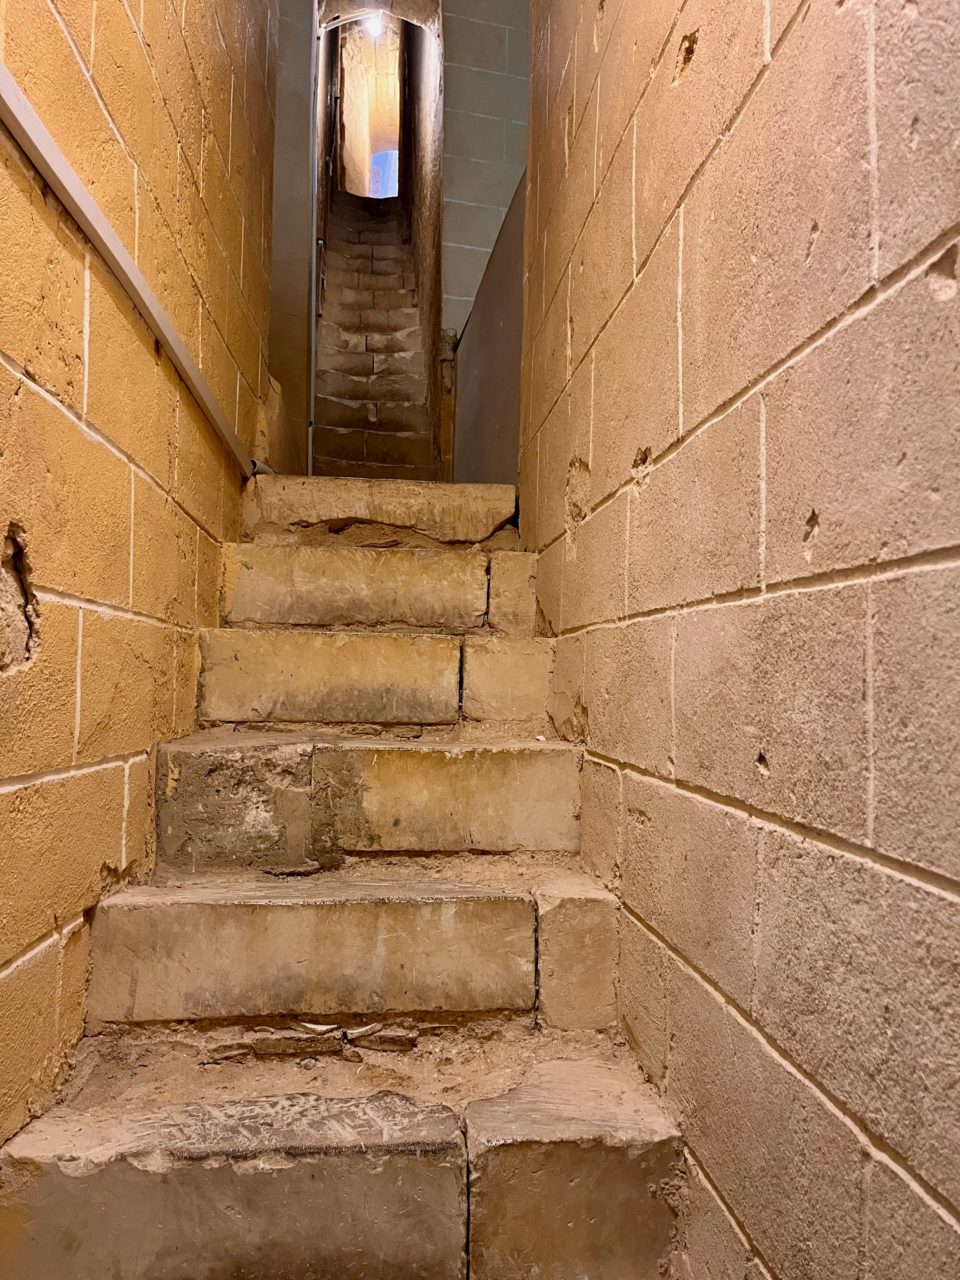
[0,752,144,796]
[128,466,136,608]
[71,607,84,763]
[0,931,60,983]
[34,585,195,633]
[120,758,131,869]
[864,582,876,846]
[676,205,684,438]
[757,396,767,590]
[81,252,90,417]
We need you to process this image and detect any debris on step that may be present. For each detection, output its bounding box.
[348,1023,419,1052]
[202,1026,345,1065]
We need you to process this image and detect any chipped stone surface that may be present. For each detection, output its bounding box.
[222,544,489,630]
[86,877,536,1024]
[242,476,516,545]
[200,629,461,724]
[461,636,554,723]
[487,551,537,635]
[0,1092,467,1279]
[467,1060,680,1280]
[534,876,619,1031]
[158,732,582,863]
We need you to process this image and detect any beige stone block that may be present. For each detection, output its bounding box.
[872,566,960,881]
[681,0,872,427]
[0,366,132,608]
[628,398,761,612]
[0,601,78,779]
[462,637,553,723]
[569,124,635,369]
[622,776,758,1007]
[562,490,629,630]
[200,630,461,724]
[87,266,178,487]
[583,618,673,774]
[755,826,960,1203]
[136,186,202,353]
[0,768,124,965]
[87,879,535,1023]
[171,629,201,739]
[77,614,176,761]
[674,588,868,839]
[580,758,621,888]
[529,270,570,442]
[547,633,585,742]
[677,1156,752,1280]
[535,535,562,635]
[222,545,488,630]
[312,741,582,855]
[58,923,91,1059]
[619,912,670,1085]
[0,939,59,1144]
[243,476,516,545]
[0,1093,467,1280]
[668,963,863,1280]
[198,306,239,437]
[132,476,197,627]
[467,1060,680,1280]
[488,551,537,635]
[195,531,220,630]
[3,0,137,249]
[589,221,680,505]
[765,273,960,582]
[534,386,575,550]
[175,390,224,538]
[0,144,84,409]
[123,754,156,873]
[863,1158,960,1280]
[634,0,764,266]
[541,76,597,307]
[534,876,618,1030]
[876,0,960,272]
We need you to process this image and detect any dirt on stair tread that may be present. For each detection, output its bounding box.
[163,724,577,752]
[54,1020,649,1126]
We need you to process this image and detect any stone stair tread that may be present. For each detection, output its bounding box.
[242,476,516,546]
[163,724,576,754]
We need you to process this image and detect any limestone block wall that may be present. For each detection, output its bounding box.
[0,0,278,1144]
[520,1,960,1275]
[441,0,529,333]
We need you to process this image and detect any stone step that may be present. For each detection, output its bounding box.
[0,1092,467,1279]
[200,630,461,724]
[0,1048,677,1279]
[311,427,436,471]
[310,457,440,483]
[221,544,489,630]
[316,367,426,404]
[315,395,430,435]
[242,476,516,546]
[466,1060,680,1278]
[157,732,581,870]
[85,876,537,1025]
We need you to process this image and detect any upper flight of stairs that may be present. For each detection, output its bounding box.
[0,477,682,1279]
[316,194,435,480]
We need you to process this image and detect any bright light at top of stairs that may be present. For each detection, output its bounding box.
[364,10,385,38]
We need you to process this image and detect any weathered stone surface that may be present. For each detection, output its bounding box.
[619,912,670,1086]
[863,1157,960,1280]
[159,733,582,862]
[242,476,516,545]
[86,878,535,1023]
[674,588,868,840]
[580,757,621,887]
[200,630,461,724]
[467,1060,680,1280]
[487,551,537,635]
[754,826,960,1205]
[676,1155,752,1280]
[622,775,758,1008]
[0,1092,467,1279]
[872,565,960,880]
[669,963,863,1280]
[461,637,553,722]
[583,618,674,774]
[562,490,629,629]
[312,741,582,855]
[534,876,618,1030]
[222,544,488,630]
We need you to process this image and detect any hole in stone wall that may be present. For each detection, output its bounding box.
[755,750,770,776]
[674,30,699,84]
[925,243,958,302]
[0,525,38,673]
[802,508,819,542]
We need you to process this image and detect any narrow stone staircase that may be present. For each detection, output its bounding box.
[316,194,435,480]
[0,478,681,1279]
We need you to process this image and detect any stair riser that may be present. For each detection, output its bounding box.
[157,742,582,868]
[87,895,535,1024]
[222,546,490,630]
[200,632,461,724]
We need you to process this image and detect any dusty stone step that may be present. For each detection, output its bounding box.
[311,457,440,483]
[317,368,426,403]
[86,877,536,1024]
[313,395,429,435]
[0,1092,466,1279]
[222,544,489,630]
[365,327,423,354]
[489,551,538,635]
[467,1060,680,1279]
[242,476,516,546]
[157,733,582,872]
[200,630,461,724]
[462,637,554,723]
